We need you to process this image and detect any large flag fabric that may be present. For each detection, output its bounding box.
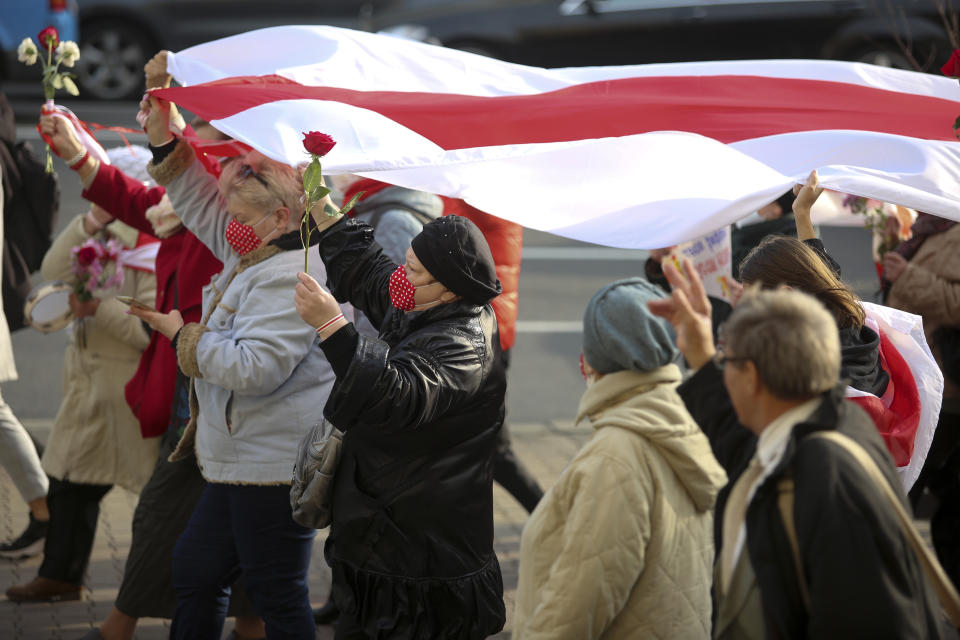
[156,25,960,248]
[850,303,944,490]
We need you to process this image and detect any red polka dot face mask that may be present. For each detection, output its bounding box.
[225,212,274,256]
[388,265,443,312]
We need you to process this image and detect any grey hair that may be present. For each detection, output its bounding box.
[724,288,841,399]
[218,150,304,227]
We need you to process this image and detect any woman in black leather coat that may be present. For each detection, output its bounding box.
[294,212,507,640]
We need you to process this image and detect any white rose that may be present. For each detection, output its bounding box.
[55,41,80,68]
[17,38,38,65]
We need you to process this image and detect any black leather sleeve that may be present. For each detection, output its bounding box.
[315,217,398,331]
[323,330,484,434]
[678,363,756,480]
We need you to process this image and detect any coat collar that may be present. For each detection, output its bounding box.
[575,365,682,426]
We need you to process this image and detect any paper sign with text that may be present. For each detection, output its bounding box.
[668,227,734,303]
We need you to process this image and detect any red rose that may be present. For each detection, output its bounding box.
[302,131,336,157]
[37,27,59,51]
[76,246,97,267]
[942,49,960,78]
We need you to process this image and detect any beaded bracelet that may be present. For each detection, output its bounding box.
[68,150,90,171]
[64,147,86,167]
[315,313,345,334]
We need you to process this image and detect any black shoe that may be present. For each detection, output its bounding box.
[313,599,339,625]
[0,514,48,559]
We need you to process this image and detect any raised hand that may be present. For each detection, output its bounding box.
[791,169,822,241]
[139,93,173,146]
[647,257,716,371]
[144,50,171,89]
[38,112,82,160]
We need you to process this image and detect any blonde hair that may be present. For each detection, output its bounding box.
[724,288,841,399]
[218,151,304,225]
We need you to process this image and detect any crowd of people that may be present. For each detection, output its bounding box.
[0,47,958,640]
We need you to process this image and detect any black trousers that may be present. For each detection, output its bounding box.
[493,348,544,513]
[493,423,543,513]
[912,408,960,589]
[335,610,370,639]
[115,427,257,619]
[39,476,112,585]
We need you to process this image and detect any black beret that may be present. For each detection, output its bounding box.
[410,215,502,305]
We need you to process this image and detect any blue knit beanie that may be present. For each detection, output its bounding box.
[582,277,679,374]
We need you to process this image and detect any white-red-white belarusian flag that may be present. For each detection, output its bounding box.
[850,304,944,490]
[155,25,960,249]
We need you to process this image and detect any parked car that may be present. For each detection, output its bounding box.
[20,0,952,101]
[0,0,80,90]
[372,0,951,71]
[72,0,376,100]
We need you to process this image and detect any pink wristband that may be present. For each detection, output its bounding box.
[315,313,345,334]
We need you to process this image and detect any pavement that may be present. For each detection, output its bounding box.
[0,419,591,640]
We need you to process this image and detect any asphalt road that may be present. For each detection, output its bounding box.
[1,99,878,426]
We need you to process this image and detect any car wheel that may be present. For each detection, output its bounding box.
[75,20,155,100]
[855,47,915,70]
[843,39,948,73]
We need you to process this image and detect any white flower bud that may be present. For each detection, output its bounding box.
[17,38,38,65]
[55,41,80,68]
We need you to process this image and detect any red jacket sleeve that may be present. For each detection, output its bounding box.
[81,162,166,236]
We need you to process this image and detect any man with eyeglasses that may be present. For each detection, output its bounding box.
[648,259,945,639]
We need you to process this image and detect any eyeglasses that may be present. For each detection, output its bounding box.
[713,349,750,370]
[239,163,270,189]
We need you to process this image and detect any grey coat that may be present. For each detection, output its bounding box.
[159,148,344,485]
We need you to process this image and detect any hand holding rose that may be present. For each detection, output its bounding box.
[69,293,100,318]
[294,272,346,339]
[38,112,83,160]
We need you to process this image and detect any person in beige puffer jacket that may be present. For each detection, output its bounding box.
[514,277,727,640]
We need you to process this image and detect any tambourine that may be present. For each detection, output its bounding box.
[23,281,74,333]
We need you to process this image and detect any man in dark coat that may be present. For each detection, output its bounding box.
[294,213,506,639]
[648,258,945,639]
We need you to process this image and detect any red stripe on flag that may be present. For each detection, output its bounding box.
[847,328,922,467]
[155,73,959,149]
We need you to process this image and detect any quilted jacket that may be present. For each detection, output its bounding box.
[514,365,727,640]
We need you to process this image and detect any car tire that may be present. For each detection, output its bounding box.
[75,19,155,100]
[842,39,949,73]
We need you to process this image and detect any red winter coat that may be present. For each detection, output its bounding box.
[82,163,222,438]
[441,198,522,352]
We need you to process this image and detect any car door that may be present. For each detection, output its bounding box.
[554,0,857,63]
[161,0,374,51]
